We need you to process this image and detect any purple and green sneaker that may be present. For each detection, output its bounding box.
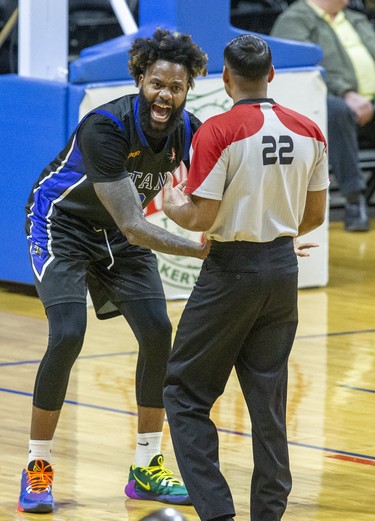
[125,454,191,505]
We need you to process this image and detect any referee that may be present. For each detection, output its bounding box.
[162,34,328,521]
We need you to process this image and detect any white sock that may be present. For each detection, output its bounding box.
[28,439,52,465]
[134,432,163,467]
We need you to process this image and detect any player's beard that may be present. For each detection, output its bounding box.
[138,88,186,139]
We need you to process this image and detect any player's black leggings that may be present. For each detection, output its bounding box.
[33,299,172,411]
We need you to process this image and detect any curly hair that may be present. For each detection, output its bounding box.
[128,28,208,87]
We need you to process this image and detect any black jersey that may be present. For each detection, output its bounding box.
[25,94,201,228]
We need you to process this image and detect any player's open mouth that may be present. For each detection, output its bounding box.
[151,103,172,123]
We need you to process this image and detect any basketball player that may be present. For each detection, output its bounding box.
[162,34,329,521]
[18,28,208,514]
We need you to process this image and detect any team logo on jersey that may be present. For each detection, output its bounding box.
[167,147,177,163]
[31,243,43,257]
[128,150,141,159]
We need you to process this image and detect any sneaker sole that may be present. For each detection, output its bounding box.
[124,480,192,505]
[18,502,54,513]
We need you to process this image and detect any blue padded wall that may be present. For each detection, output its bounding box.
[69,0,322,84]
[139,0,323,71]
[0,75,68,284]
[69,24,158,84]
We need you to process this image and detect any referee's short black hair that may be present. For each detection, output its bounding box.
[224,34,272,80]
[128,28,208,87]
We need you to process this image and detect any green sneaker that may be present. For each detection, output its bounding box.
[124,454,191,505]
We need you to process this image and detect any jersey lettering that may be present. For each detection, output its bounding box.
[129,171,143,183]
[154,172,168,190]
[138,173,153,190]
[130,171,170,191]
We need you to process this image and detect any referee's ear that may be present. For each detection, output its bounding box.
[222,65,232,98]
[222,65,229,85]
[268,65,275,84]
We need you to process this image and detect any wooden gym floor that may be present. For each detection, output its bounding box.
[0,219,374,521]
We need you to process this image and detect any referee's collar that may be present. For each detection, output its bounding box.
[233,98,275,107]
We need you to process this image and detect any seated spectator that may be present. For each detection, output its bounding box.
[271,0,375,231]
[349,0,375,22]
[363,0,375,23]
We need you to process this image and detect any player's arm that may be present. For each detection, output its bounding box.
[93,178,209,259]
[162,173,220,231]
[80,115,209,259]
[298,189,327,236]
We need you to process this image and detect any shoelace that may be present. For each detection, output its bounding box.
[25,460,54,493]
[140,464,183,485]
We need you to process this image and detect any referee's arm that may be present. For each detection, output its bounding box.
[298,189,327,237]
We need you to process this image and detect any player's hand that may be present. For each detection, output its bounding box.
[294,238,319,257]
[175,179,187,192]
[198,237,211,259]
[163,172,190,209]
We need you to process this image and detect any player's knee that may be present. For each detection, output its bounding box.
[139,316,172,354]
[47,319,86,366]
[59,321,85,352]
[151,314,172,338]
[46,303,87,361]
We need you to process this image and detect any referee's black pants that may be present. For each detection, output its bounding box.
[164,238,298,521]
